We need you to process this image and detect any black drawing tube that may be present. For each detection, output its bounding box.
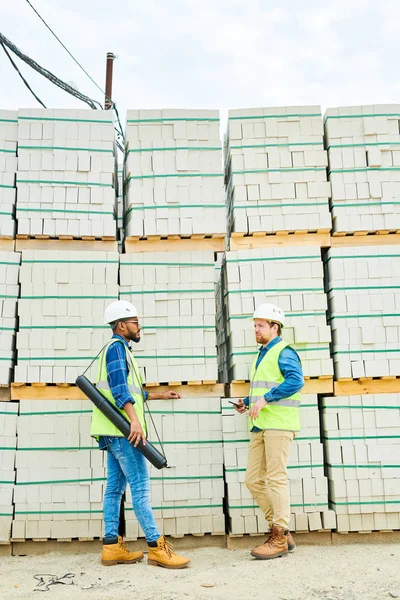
[76,375,167,469]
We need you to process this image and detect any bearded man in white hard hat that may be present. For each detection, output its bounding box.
[234,303,304,560]
[91,300,190,569]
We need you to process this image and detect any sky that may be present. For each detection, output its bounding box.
[1,0,400,128]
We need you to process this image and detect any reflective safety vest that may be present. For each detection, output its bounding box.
[248,340,301,432]
[90,338,146,438]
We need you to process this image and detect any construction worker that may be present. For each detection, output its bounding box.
[91,300,190,569]
[234,303,304,560]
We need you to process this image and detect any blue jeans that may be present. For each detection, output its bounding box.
[103,437,160,543]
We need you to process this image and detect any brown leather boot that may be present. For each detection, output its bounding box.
[288,531,296,552]
[251,524,289,560]
[101,536,144,566]
[148,536,190,569]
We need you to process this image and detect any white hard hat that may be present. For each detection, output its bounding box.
[104,300,138,325]
[253,303,285,327]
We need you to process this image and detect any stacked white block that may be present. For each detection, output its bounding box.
[124,397,225,539]
[222,396,335,533]
[119,252,218,383]
[225,106,331,235]
[215,255,228,383]
[221,247,333,381]
[322,394,400,532]
[16,109,117,238]
[0,403,18,542]
[124,109,226,237]
[325,105,400,233]
[14,250,119,383]
[117,164,124,244]
[326,247,400,378]
[0,110,17,237]
[0,252,20,385]
[13,400,104,540]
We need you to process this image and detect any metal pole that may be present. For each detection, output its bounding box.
[105,52,115,109]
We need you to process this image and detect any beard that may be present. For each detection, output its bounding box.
[127,332,141,343]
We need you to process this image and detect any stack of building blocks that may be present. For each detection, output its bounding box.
[117,164,124,247]
[222,396,336,534]
[16,109,117,239]
[225,106,331,237]
[124,397,225,539]
[0,403,18,542]
[326,246,400,378]
[325,105,400,233]
[219,247,333,381]
[322,393,400,532]
[124,109,226,238]
[0,252,20,385]
[12,400,104,540]
[14,250,119,384]
[119,252,218,383]
[0,110,17,238]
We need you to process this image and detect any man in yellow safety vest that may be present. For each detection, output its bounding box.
[235,303,304,559]
[91,300,190,569]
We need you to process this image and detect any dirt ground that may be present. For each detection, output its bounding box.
[1,543,399,600]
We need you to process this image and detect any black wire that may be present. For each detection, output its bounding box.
[24,0,125,144]
[1,42,46,108]
[0,31,101,109]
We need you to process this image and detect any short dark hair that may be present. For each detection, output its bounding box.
[268,321,282,336]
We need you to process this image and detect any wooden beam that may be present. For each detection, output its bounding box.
[229,232,331,250]
[334,377,400,396]
[124,236,225,253]
[15,239,118,252]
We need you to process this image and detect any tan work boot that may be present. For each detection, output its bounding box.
[251,524,289,560]
[261,527,295,552]
[148,535,190,569]
[101,536,144,566]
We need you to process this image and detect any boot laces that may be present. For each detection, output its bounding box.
[160,537,174,557]
[119,539,130,553]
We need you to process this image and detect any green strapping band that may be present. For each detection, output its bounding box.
[0,148,15,153]
[327,254,400,262]
[226,255,320,263]
[19,325,107,330]
[0,410,18,415]
[0,327,14,331]
[229,502,327,509]
[15,503,224,515]
[16,474,222,486]
[232,167,325,174]
[19,409,220,416]
[23,259,118,264]
[327,464,400,469]
[224,436,319,442]
[323,435,399,440]
[230,142,323,149]
[332,201,400,208]
[232,347,328,356]
[0,294,18,299]
[325,113,400,120]
[332,349,400,355]
[0,513,13,517]
[128,146,221,153]
[0,447,16,450]
[21,295,118,299]
[17,440,222,450]
[0,184,14,189]
[330,167,400,174]
[19,356,99,361]
[323,405,399,410]
[19,354,217,361]
[228,311,325,320]
[225,464,323,472]
[128,173,222,181]
[328,285,400,292]
[125,203,225,216]
[233,202,328,209]
[18,145,113,153]
[330,500,400,506]
[330,313,400,320]
[226,287,324,294]
[17,179,113,187]
[120,289,214,295]
[121,261,214,267]
[18,116,112,124]
[0,212,13,216]
[0,261,19,265]
[127,118,219,123]
[17,208,115,216]
[20,410,92,416]
[229,113,321,120]
[0,118,17,123]
[328,142,400,149]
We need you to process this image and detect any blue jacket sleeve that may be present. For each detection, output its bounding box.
[263,347,304,403]
[106,342,136,410]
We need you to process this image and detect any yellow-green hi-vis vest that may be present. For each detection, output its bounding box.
[90,338,146,439]
[248,340,301,432]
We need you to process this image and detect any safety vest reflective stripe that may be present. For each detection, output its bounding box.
[249,396,301,408]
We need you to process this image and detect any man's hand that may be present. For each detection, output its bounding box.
[157,390,181,400]
[128,415,146,447]
[249,398,267,420]
[235,399,247,414]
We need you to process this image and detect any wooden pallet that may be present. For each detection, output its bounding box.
[15,238,118,252]
[0,387,11,401]
[331,231,400,247]
[11,381,225,400]
[229,230,331,250]
[125,233,225,253]
[334,376,400,396]
[0,238,15,251]
[227,376,333,398]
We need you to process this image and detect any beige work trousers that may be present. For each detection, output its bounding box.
[245,429,294,529]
